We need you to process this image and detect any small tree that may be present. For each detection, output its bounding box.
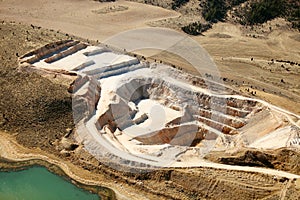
[202,0,227,23]
[182,22,212,35]
[172,0,190,10]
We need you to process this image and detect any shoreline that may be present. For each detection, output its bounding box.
[0,157,113,200]
[0,131,142,200]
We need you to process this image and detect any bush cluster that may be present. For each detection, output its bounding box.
[181,22,212,35]
[171,0,190,10]
[202,0,228,23]
[243,0,286,25]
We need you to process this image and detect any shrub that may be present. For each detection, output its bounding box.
[202,0,228,23]
[244,0,286,25]
[229,0,248,7]
[288,5,300,30]
[171,0,190,10]
[181,22,212,35]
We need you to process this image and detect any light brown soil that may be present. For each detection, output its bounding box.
[206,148,300,175]
[0,0,179,41]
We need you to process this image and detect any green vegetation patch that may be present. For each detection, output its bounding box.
[181,22,212,35]
[244,0,286,25]
[202,0,228,23]
[171,0,190,10]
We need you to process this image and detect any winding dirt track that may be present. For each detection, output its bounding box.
[1,130,299,182]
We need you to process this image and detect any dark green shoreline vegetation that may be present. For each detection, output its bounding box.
[0,158,115,200]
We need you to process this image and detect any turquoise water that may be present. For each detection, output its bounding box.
[0,166,100,200]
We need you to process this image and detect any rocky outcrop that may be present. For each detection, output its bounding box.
[45,43,87,63]
[20,40,79,64]
[72,75,101,123]
[135,124,202,146]
[97,98,132,132]
[85,59,140,76]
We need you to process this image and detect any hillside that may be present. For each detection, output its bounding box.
[128,0,300,34]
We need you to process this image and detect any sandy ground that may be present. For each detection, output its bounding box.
[0,0,179,41]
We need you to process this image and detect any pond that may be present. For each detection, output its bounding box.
[0,166,100,200]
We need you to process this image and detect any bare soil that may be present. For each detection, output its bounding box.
[206,148,300,175]
[0,21,75,149]
[0,0,179,41]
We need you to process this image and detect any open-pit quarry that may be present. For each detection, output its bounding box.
[18,40,300,172]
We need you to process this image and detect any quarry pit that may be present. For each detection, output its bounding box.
[19,40,300,170]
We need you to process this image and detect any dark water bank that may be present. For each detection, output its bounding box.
[0,157,115,200]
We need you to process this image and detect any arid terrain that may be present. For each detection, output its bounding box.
[0,0,300,200]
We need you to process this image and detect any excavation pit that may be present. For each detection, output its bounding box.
[19,40,300,169]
